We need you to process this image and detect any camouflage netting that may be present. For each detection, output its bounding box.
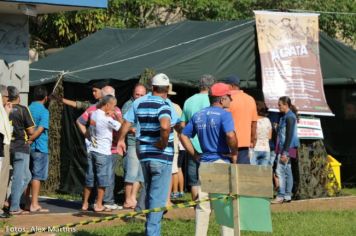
[42,75,64,193]
[138,68,156,91]
[294,139,340,199]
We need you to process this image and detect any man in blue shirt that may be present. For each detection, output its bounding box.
[181,82,238,236]
[118,75,180,212]
[28,86,49,212]
[117,73,175,236]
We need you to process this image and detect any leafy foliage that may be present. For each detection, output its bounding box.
[30,0,356,49]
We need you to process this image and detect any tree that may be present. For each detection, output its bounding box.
[30,0,355,49]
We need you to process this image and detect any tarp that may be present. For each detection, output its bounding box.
[30,20,356,87]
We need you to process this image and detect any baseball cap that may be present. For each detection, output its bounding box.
[168,83,176,95]
[210,83,232,97]
[224,75,240,86]
[152,73,170,86]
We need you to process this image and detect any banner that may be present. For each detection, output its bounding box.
[254,11,333,116]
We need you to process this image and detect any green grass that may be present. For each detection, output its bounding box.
[341,187,356,196]
[57,210,356,236]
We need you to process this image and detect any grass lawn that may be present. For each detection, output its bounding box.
[59,210,356,236]
[47,186,356,202]
[341,187,356,196]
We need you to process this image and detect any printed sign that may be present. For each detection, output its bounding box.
[254,11,333,116]
[297,117,324,139]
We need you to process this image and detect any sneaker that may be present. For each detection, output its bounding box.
[271,197,284,204]
[104,204,123,210]
[178,192,185,198]
[0,211,10,218]
[170,192,179,199]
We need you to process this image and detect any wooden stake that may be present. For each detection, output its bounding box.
[230,164,240,236]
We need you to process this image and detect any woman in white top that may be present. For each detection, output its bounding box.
[252,101,272,166]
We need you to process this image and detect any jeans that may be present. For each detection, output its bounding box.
[276,155,293,201]
[251,151,270,166]
[237,148,250,164]
[103,154,119,204]
[9,152,31,211]
[85,151,111,188]
[187,153,200,186]
[30,151,49,181]
[141,160,172,236]
[269,150,277,166]
[124,145,144,183]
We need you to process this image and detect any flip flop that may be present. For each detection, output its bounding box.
[94,207,112,213]
[81,207,89,212]
[123,205,136,210]
[10,210,30,215]
[30,207,50,213]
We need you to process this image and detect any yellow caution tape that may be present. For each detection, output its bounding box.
[7,194,237,236]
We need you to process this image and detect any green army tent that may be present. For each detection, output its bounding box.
[30,20,356,87]
[29,20,356,193]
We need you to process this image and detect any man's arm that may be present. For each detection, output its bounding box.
[23,107,35,138]
[282,116,295,155]
[117,119,133,155]
[63,98,91,110]
[250,121,257,148]
[180,120,199,160]
[155,117,171,150]
[226,131,238,164]
[180,134,196,157]
[76,119,87,137]
[28,126,44,142]
[62,98,77,108]
[26,126,35,136]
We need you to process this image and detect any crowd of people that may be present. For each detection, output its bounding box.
[0,73,300,236]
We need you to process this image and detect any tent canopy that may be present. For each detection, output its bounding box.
[30,20,356,87]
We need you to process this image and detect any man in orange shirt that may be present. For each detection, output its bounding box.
[226,75,257,164]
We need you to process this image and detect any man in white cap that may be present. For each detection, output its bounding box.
[117,73,175,236]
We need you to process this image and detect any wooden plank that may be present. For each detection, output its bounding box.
[236,165,273,198]
[199,163,231,193]
[200,163,273,197]
[230,164,240,236]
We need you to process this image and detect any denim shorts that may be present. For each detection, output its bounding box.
[187,153,200,186]
[251,151,270,166]
[123,145,144,183]
[237,148,250,164]
[85,151,111,187]
[30,151,49,181]
[177,150,185,168]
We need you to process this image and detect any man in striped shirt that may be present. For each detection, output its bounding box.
[118,73,173,236]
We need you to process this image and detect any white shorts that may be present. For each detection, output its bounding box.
[172,152,179,174]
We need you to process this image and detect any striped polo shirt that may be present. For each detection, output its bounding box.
[136,95,174,163]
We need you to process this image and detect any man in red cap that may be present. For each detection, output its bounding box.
[180,82,238,236]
